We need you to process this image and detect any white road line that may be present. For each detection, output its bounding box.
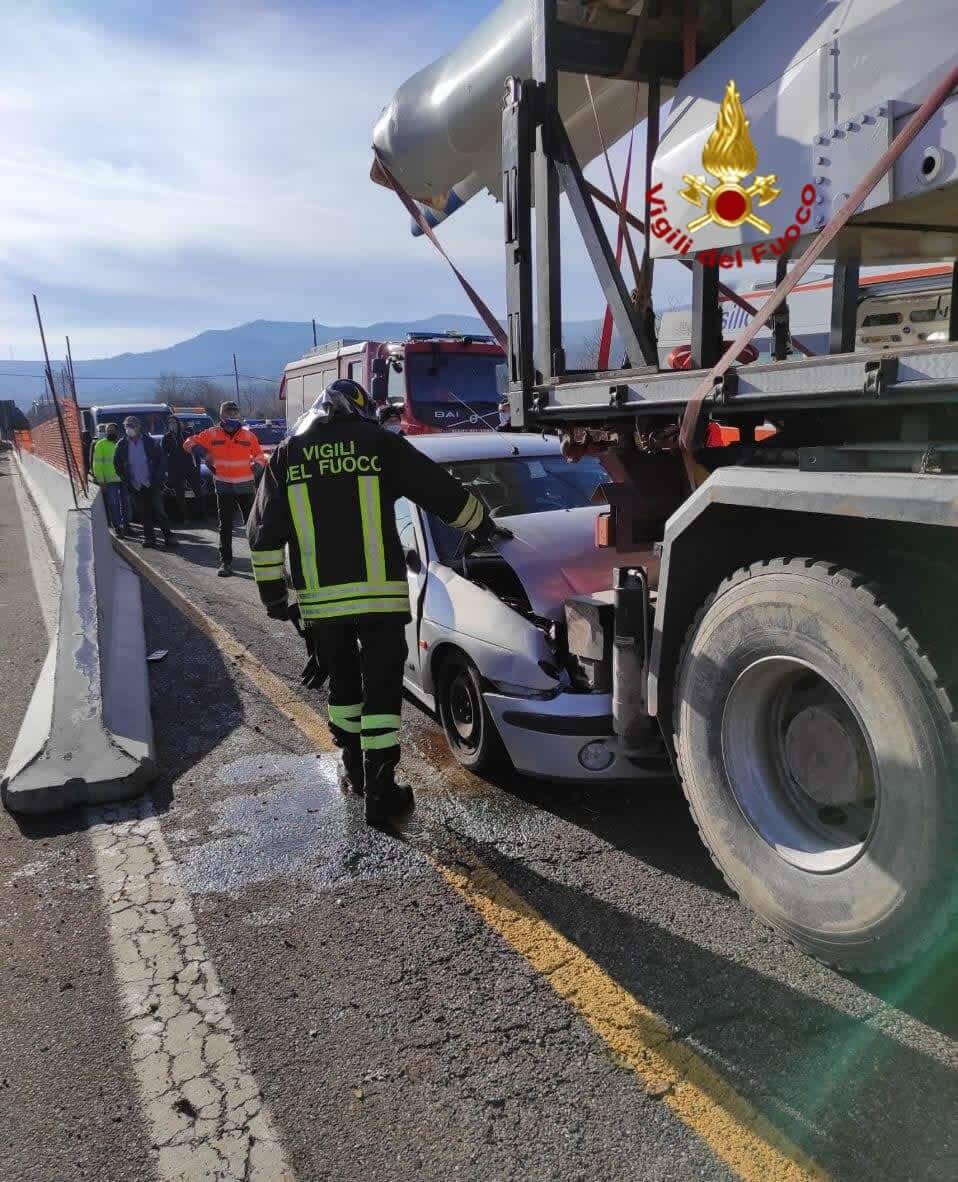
[88,798,295,1181]
[11,468,293,1179]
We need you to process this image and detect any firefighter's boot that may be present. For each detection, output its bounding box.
[363,749,414,828]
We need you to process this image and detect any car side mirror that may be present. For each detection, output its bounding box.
[371,375,388,402]
[404,548,422,574]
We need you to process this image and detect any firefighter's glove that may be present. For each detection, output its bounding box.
[301,652,329,690]
[467,517,513,549]
[300,624,328,689]
[266,599,294,622]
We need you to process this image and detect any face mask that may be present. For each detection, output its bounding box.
[499,412,510,427]
[221,418,242,433]
[385,421,402,434]
[125,427,140,440]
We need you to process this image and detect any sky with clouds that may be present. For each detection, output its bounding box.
[1,0,691,359]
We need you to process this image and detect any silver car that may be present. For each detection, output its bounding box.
[396,433,660,781]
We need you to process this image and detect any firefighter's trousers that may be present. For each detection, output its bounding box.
[310,615,407,795]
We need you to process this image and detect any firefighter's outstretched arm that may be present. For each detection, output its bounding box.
[247,449,293,619]
[386,433,508,541]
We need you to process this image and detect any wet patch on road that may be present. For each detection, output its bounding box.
[177,753,426,895]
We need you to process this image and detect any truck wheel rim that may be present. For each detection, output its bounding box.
[448,673,480,750]
[721,656,878,873]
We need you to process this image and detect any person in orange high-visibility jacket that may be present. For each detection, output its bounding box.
[183,401,267,576]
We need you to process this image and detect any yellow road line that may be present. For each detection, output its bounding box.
[433,853,826,1182]
[121,539,827,1182]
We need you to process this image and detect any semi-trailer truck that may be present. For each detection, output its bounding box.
[373,0,958,972]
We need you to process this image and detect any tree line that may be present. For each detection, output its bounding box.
[152,373,283,420]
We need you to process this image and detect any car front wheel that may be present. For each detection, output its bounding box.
[437,652,506,773]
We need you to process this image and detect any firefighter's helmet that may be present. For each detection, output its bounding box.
[299,378,375,431]
[326,379,374,418]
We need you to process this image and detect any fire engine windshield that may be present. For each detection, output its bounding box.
[404,351,501,431]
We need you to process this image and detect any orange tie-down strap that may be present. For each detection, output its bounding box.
[677,63,958,491]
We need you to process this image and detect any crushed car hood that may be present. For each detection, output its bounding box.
[492,506,652,619]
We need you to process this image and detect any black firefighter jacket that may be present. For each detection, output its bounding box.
[246,416,486,622]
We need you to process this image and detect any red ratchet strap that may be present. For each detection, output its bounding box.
[374,152,508,351]
[677,62,958,490]
[586,78,641,369]
[598,131,635,368]
[682,0,698,75]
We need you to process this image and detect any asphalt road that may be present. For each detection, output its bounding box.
[1,476,956,1182]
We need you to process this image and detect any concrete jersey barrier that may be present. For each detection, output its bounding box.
[2,493,156,813]
[15,448,87,564]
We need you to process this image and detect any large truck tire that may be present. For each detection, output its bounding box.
[673,557,957,973]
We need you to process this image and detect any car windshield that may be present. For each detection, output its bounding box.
[427,454,608,562]
[96,410,170,435]
[404,351,501,431]
[250,425,285,446]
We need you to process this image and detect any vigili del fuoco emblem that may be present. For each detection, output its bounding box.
[679,81,781,234]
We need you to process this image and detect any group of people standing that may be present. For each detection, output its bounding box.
[89,400,266,570]
[90,416,175,548]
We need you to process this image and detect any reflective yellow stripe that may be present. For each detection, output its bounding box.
[297,580,407,604]
[252,563,284,585]
[300,597,409,620]
[357,475,386,584]
[251,549,285,566]
[464,502,484,531]
[362,713,402,731]
[329,703,362,720]
[330,718,361,734]
[329,703,362,733]
[361,731,400,751]
[451,493,483,531]
[451,494,478,528]
[287,483,319,591]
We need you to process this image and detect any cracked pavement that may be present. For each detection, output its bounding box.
[1,476,957,1181]
[89,802,292,1181]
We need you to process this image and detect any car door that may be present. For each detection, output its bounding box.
[394,497,427,691]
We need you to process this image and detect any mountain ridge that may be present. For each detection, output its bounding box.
[0,314,604,408]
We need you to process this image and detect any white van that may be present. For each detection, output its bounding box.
[85,401,173,441]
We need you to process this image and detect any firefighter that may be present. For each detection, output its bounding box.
[183,401,267,576]
[247,378,503,827]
